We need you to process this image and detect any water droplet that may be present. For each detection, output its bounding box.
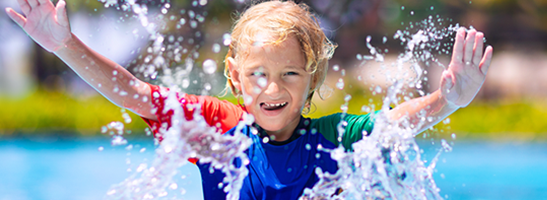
[169,183,178,190]
[212,43,221,53]
[223,33,232,46]
[361,105,371,113]
[441,139,453,152]
[333,65,340,71]
[401,6,405,10]
[375,86,382,93]
[123,113,132,123]
[182,79,190,88]
[410,11,414,15]
[356,54,362,60]
[451,133,457,139]
[204,83,212,91]
[305,144,311,150]
[340,104,348,112]
[203,59,217,74]
[98,146,104,151]
[336,78,344,90]
[430,6,434,10]
[344,94,352,101]
[257,77,267,88]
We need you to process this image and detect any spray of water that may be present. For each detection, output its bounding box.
[105,91,253,199]
[301,14,464,200]
[93,0,253,199]
[92,1,470,199]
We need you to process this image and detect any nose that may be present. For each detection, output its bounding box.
[263,78,283,98]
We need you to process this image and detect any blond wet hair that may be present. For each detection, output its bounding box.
[224,1,336,110]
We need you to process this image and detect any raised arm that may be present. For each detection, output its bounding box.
[5,0,157,120]
[387,28,493,134]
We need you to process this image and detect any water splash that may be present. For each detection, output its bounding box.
[94,0,253,199]
[92,1,467,199]
[302,82,443,199]
[301,15,465,199]
[105,91,253,199]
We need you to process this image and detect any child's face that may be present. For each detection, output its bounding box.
[230,35,312,139]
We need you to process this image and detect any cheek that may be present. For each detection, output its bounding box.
[239,78,258,106]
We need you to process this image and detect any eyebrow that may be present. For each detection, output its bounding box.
[244,64,306,72]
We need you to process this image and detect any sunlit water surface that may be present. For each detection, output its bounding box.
[0,138,546,200]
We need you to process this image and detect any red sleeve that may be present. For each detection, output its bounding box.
[141,83,244,142]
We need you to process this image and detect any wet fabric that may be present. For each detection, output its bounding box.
[141,83,244,164]
[198,114,375,200]
[141,83,245,140]
[140,83,377,199]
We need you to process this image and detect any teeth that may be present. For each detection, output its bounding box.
[264,102,287,107]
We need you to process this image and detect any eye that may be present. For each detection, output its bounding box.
[252,71,265,76]
[285,71,299,76]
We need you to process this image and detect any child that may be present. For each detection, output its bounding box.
[6,0,493,199]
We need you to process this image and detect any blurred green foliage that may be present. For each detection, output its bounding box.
[0,89,148,137]
[2,89,546,141]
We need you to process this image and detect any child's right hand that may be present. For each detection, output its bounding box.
[5,0,71,53]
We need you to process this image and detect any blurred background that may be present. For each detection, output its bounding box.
[0,0,546,199]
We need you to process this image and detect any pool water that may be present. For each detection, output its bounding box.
[0,138,546,200]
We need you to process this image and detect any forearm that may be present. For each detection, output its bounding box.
[386,90,459,134]
[54,34,156,120]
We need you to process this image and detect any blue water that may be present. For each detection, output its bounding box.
[0,138,546,200]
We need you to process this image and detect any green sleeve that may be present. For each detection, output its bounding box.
[310,111,378,151]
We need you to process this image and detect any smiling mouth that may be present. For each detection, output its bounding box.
[261,102,288,110]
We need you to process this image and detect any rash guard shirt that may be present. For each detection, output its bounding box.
[141,84,376,199]
[197,114,375,199]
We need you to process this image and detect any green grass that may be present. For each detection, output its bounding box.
[0,90,148,136]
[1,89,546,141]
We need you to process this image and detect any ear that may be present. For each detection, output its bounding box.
[227,57,242,92]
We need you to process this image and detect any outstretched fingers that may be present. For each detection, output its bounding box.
[16,0,31,16]
[27,0,39,8]
[37,0,50,4]
[463,30,476,64]
[5,8,27,27]
[451,28,466,63]
[472,32,485,66]
[479,46,493,75]
[56,0,69,27]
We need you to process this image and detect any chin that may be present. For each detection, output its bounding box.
[256,121,283,132]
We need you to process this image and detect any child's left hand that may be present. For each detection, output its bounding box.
[440,28,493,107]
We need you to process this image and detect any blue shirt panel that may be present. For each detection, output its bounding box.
[197,118,338,200]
